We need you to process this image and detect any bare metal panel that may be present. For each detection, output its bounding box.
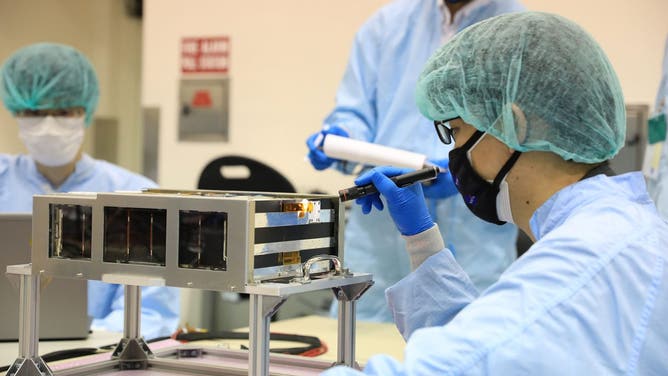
[178,78,229,142]
[92,117,119,164]
[253,238,334,255]
[142,107,160,182]
[610,104,649,174]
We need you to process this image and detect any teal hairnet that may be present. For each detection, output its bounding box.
[415,12,625,163]
[1,43,99,125]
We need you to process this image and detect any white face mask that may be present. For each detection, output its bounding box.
[17,116,85,167]
[495,179,514,224]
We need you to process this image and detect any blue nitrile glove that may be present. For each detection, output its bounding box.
[354,166,434,236]
[305,125,349,170]
[422,158,459,199]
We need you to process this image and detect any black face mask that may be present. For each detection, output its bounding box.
[448,130,521,225]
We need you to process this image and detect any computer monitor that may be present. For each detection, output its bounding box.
[0,213,89,340]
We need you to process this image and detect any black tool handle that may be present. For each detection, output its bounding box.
[338,166,439,201]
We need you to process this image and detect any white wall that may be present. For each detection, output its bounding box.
[0,0,143,172]
[144,0,668,193]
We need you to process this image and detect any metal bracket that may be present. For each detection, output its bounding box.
[109,283,153,370]
[111,338,154,370]
[177,348,204,358]
[5,357,53,376]
[332,280,374,302]
[330,360,363,370]
[257,295,286,318]
[332,280,374,369]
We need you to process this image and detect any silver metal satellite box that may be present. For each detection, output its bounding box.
[7,189,373,376]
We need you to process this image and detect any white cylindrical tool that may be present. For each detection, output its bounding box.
[322,134,427,169]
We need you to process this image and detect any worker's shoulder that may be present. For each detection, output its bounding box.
[366,0,433,26]
[0,153,11,169]
[88,158,157,190]
[0,154,20,177]
[482,0,527,13]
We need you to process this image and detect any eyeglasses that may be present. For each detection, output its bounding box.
[17,107,85,118]
[434,119,457,145]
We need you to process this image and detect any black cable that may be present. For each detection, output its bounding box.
[0,331,323,371]
[41,348,100,362]
[175,331,323,355]
[147,335,171,343]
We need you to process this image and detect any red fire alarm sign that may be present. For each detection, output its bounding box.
[181,36,230,74]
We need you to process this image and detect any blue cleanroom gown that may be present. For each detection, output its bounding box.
[324,172,668,375]
[0,153,180,339]
[325,0,525,321]
[647,35,668,220]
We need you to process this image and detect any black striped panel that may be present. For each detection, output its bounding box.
[254,222,334,244]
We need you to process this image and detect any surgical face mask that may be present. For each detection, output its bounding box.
[448,130,521,225]
[17,116,85,167]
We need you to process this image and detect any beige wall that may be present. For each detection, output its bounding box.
[143,0,388,191]
[0,0,143,172]
[143,0,668,193]
[2,1,666,193]
[523,0,668,104]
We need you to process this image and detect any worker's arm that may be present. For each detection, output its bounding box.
[318,11,385,175]
[387,243,479,340]
[353,166,480,338]
[90,285,181,339]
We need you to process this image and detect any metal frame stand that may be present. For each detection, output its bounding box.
[5,264,54,376]
[248,294,286,376]
[111,285,153,370]
[333,280,374,369]
[240,272,374,376]
[6,262,372,376]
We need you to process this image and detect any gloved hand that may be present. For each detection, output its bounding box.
[306,125,349,170]
[422,158,459,199]
[354,166,434,236]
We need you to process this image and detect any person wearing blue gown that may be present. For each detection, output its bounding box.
[324,12,668,375]
[0,42,180,339]
[306,0,525,323]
